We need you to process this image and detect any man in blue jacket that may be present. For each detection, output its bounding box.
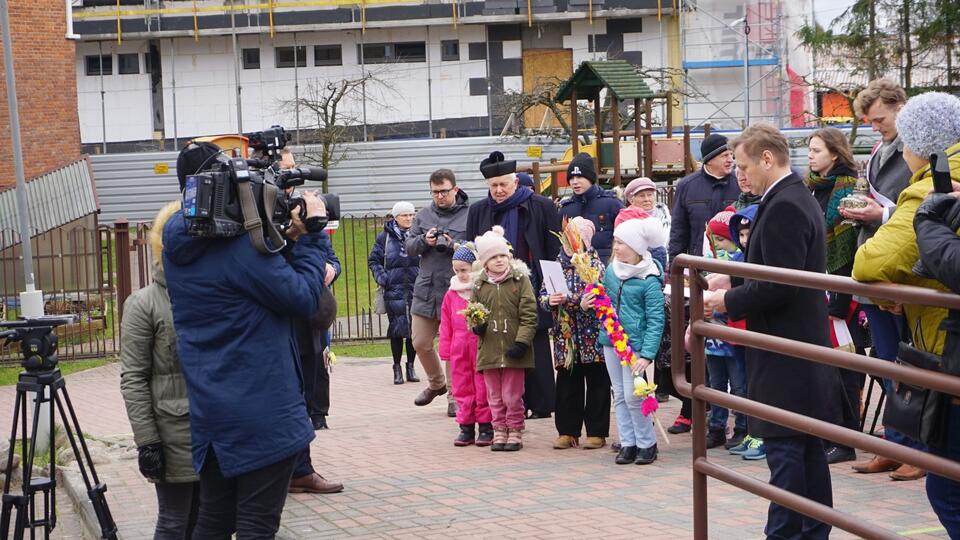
[163,190,329,536]
[558,152,623,260]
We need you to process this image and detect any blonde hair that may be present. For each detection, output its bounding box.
[729,124,790,166]
[150,200,182,263]
[853,78,907,117]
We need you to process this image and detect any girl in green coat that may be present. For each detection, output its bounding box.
[472,226,539,452]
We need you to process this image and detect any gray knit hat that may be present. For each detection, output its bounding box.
[896,92,960,159]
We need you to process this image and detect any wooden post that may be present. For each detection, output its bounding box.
[532,161,541,194]
[611,97,621,187]
[644,98,653,178]
[683,124,692,175]
[594,95,603,177]
[114,218,132,320]
[704,122,712,138]
[634,98,642,177]
[665,90,674,139]
[571,88,579,155]
[550,158,559,200]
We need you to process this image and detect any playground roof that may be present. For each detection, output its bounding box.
[555,60,656,102]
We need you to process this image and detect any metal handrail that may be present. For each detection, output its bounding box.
[670,254,960,540]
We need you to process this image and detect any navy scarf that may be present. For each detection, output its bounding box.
[487,187,533,248]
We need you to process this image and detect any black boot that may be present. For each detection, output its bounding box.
[393,364,404,385]
[454,424,475,447]
[476,423,494,447]
[405,362,420,383]
[615,445,638,465]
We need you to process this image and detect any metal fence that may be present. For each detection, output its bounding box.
[671,254,960,539]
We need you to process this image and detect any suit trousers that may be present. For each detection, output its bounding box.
[154,481,200,540]
[554,362,611,438]
[523,329,556,414]
[763,435,833,540]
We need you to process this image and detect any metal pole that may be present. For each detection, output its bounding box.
[170,38,179,148]
[99,41,107,154]
[485,24,492,137]
[231,1,242,133]
[294,32,300,144]
[743,13,750,127]
[359,30,368,141]
[426,26,433,138]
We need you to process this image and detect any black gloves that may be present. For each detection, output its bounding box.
[471,322,487,337]
[916,193,959,223]
[506,342,529,359]
[137,443,165,482]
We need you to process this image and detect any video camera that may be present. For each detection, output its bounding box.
[180,126,341,253]
[0,315,77,372]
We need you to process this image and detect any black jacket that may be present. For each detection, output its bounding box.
[369,220,420,338]
[558,185,624,260]
[915,197,960,377]
[725,173,843,438]
[668,167,740,262]
[466,192,562,329]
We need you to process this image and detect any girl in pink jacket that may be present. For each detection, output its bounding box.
[440,243,493,447]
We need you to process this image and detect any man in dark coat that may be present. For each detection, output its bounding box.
[704,124,842,540]
[668,134,741,262]
[558,152,624,260]
[466,151,562,418]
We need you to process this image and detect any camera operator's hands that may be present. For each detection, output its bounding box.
[302,191,327,219]
[917,192,960,222]
[424,228,439,247]
[137,442,165,482]
[324,263,336,286]
[286,210,307,241]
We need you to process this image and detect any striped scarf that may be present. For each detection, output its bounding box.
[805,166,858,273]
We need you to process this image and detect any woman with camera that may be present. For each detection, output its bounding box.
[370,201,422,384]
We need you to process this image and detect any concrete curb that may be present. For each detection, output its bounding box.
[59,465,123,540]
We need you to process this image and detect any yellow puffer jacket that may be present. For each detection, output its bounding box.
[852,141,960,355]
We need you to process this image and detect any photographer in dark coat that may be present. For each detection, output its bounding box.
[163,187,328,535]
[558,153,623,260]
[466,151,562,418]
[703,124,842,540]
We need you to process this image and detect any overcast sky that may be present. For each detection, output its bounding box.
[813,0,858,26]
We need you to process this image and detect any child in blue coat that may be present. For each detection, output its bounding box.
[582,218,665,465]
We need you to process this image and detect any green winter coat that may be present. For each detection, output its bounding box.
[473,261,539,371]
[119,265,196,483]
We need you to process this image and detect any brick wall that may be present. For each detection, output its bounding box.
[0,1,81,188]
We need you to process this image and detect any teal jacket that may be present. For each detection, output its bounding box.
[597,262,665,361]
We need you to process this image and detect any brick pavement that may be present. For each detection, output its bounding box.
[0,360,950,539]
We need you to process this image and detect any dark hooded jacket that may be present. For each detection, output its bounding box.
[668,167,740,262]
[162,213,325,478]
[369,219,420,338]
[406,189,470,320]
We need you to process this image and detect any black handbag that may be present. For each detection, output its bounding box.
[883,336,949,448]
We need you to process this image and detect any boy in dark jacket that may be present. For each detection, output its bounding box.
[558,152,624,260]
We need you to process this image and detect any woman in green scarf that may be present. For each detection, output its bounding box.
[805,126,863,465]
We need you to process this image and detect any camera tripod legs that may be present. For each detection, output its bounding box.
[0,370,117,540]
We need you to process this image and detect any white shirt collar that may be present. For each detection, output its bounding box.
[761,172,793,202]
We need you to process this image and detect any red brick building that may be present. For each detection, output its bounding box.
[0,0,81,188]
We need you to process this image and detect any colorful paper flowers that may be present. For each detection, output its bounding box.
[633,378,660,417]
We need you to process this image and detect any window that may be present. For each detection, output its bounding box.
[313,44,342,66]
[359,42,426,64]
[85,55,112,76]
[275,46,307,68]
[117,53,139,74]
[441,40,459,61]
[242,48,260,70]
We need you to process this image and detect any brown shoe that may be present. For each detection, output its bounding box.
[414,385,447,406]
[851,456,902,474]
[890,464,927,481]
[582,436,606,449]
[553,435,579,449]
[288,473,344,494]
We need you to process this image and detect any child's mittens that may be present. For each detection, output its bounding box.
[505,342,529,359]
[471,322,487,336]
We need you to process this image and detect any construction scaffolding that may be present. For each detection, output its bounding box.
[680,0,786,130]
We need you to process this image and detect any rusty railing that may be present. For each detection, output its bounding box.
[671,254,960,540]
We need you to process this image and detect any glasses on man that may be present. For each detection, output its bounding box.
[430,188,453,198]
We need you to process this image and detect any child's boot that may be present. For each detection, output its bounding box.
[454,424,475,447]
[491,427,508,451]
[504,429,523,451]
[476,423,494,447]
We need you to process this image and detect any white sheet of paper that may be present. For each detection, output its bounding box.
[539,260,571,296]
[832,318,854,348]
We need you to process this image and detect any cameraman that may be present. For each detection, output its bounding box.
[163,186,329,536]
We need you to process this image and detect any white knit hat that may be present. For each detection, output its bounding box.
[475,225,511,266]
[896,92,960,159]
[613,218,666,260]
[390,201,415,217]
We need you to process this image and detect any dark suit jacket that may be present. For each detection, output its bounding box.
[724,173,843,438]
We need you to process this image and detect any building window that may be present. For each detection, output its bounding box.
[85,55,112,76]
[314,44,342,66]
[242,48,260,70]
[117,53,139,75]
[441,40,459,61]
[275,46,307,68]
[359,42,426,64]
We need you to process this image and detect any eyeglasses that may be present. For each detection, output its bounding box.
[430,188,453,197]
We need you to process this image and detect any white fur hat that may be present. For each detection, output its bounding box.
[613,218,666,260]
[475,225,511,266]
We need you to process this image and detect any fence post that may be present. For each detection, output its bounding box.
[114,218,132,320]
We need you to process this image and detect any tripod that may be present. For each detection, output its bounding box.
[0,318,117,540]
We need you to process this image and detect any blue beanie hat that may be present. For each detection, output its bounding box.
[452,242,477,264]
[896,92,960,159]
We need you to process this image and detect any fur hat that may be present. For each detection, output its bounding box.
[613,218,666,260]
[568,216,596,248]
[475,225,511,266]
[896,92,960,159]
[700,134,729,164]
[452,242,477,264]
[176,140,223,191]
[623,177,657,201]
[707,206,737,241]
[480,151,517,179]
[567,152,597,183]
[390,201,415,217]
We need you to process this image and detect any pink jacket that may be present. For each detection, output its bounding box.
[439,289,479,363]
